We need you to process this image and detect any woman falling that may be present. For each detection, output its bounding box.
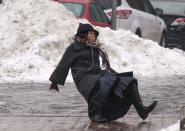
[49,23,157,123]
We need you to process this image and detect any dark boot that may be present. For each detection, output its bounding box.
[135,101,157,120]
[127,83,157,120]
[91,114,109,123]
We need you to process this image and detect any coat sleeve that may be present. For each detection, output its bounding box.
[49,46,74,85]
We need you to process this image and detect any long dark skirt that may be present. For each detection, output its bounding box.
[88,72,137,122]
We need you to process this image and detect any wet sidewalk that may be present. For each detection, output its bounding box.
[0,114,179,131]
[0,77,185,131]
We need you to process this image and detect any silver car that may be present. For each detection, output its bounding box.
[97,0,167,47]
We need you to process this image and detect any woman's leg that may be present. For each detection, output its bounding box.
[126,82,157,120]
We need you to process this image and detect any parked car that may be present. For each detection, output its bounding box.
[53,0,111,28]
[96,0,167,47]
[150,0,185,50]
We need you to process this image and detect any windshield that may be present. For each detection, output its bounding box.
[151,1,185,16]
[62,3,85,17]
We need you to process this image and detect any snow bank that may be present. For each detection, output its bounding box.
[0,0,185,83]
[0,0,81,82]
[160,121,180,131]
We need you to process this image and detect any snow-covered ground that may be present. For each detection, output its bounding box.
[160,121,180,131]
[0,0,184,130]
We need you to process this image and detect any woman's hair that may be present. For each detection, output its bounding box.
[74,31,97,44]
[73,32,88,44]
[76,32,88,39]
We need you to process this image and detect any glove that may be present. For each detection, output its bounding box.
[49,82,59,92]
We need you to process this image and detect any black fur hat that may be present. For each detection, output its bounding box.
[75,23,99,37]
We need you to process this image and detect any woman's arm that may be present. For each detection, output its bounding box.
[49,45,75,86]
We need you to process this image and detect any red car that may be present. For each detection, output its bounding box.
[53,0,111,27]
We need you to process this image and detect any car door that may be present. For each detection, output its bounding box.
[142,0,161,42]
[88,3,111,27]
[96,5,111,26]
[126,0,147,34]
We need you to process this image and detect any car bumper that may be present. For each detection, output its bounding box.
[167,25,185,50]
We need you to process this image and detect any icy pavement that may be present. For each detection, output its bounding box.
[0,76,185,130]
[0,76,185,115]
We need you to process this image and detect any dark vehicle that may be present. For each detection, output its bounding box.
[53,0,111,28]
[151,0,185,50]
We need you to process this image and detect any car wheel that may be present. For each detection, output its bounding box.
[135,29,142,37]
[160,32,167,47]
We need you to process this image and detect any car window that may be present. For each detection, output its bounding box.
[142,0,155,14]
[151,1,185,16]
[95,5,110,23]
[62,3,85,17]
[90,3,103,22]
[126,0,145,11]
[96,0,121,10]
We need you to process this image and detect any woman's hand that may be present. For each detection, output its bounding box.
[49,82,59,93]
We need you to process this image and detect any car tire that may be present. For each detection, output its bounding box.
[160,32,167,47]
[135,29,142,37]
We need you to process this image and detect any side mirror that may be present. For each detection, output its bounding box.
[155,8,163,17]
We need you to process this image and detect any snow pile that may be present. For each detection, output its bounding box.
[160,120,180,131]
[98,29,185,77]
[0,0,185,83]
[0,0,82,82]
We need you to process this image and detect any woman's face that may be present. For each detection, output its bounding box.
[87,31,96,44]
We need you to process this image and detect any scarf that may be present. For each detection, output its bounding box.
[88,41,116,73]
[74,37,116,73]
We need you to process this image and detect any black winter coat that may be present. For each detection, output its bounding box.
[49,42,110,101]
[50,42,137,122]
